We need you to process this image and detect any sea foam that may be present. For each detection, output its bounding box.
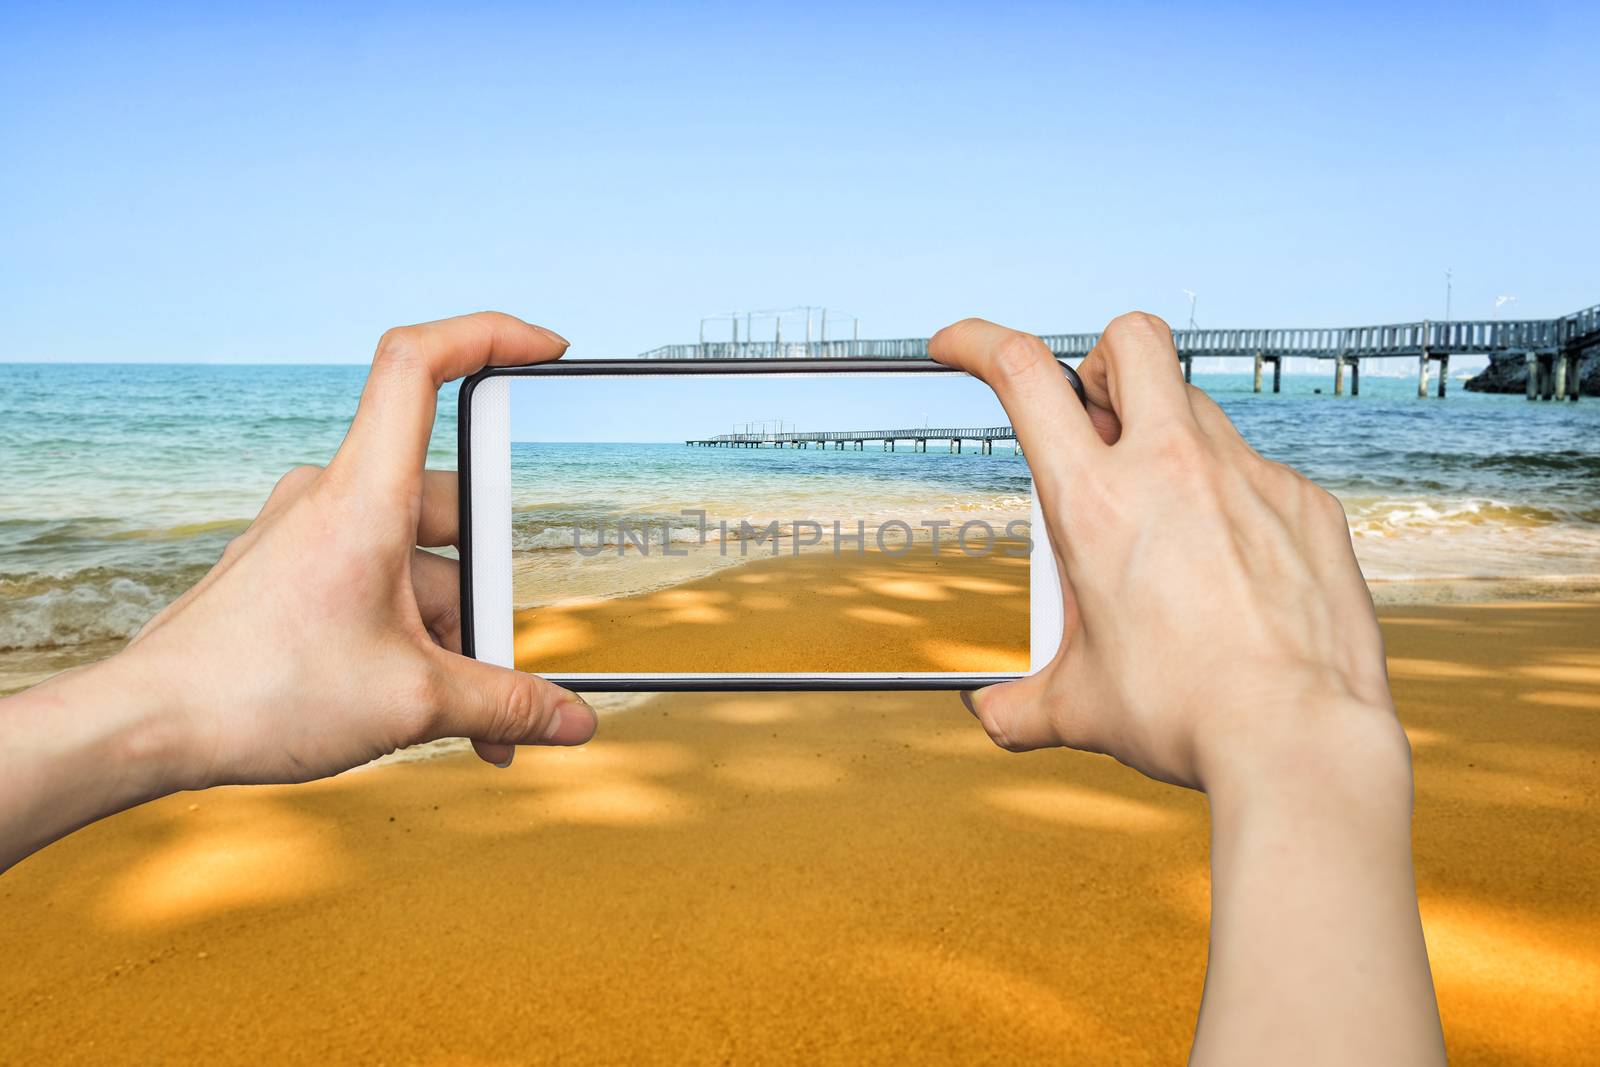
[0,576,167,650]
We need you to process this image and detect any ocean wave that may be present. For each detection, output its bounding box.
[1328,450,1600,477]
[515,523,729,552]
[945,494,1033,514]
[1459,450,1600,475]
[0,575,170,651]
[107,518,251,541]
[1344,496,1590,535]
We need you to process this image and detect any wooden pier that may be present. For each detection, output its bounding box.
[687,425,1018,454]
[644,302,1600,401]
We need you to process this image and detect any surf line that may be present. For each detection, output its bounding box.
[569,510,1031,559]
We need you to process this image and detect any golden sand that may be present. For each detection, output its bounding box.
[516,542,1031,674]
[2,600,1598,1065]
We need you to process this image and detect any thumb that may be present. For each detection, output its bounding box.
[429,655,598,767]
[960,668,1062,752]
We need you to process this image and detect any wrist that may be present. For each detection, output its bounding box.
[1194,694,1414,816]
[0,648,204,868]
[77,647,209,795]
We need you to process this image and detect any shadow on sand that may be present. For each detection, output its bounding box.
[1,601,1596,1065]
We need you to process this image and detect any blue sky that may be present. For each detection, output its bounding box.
[508,372,1010,442]
[2,2,1596,364]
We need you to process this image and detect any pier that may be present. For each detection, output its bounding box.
[687,426,1018,454]
[644,302,1600,401]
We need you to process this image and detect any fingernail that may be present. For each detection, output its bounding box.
[495,750,515,769]
[544,693,596,745]
[959,690,980,717]
[537,325,571,347]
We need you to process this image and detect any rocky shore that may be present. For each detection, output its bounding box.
[1465,351,1598,395]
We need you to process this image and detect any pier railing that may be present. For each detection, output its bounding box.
[694,425,1016,445]
[640,339,939,360]
[641,301,1600,364]
[1559,302,1600,347]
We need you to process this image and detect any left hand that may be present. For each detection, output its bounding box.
[120,311,598,785]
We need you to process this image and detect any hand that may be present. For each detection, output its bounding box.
[929,313,1406,792]
[0,312,599,869]
[932,315,1444,1065]
[120,311,598,785]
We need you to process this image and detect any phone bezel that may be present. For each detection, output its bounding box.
[458,358,1080,691]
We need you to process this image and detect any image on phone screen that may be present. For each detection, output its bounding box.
[464,367,1062,686]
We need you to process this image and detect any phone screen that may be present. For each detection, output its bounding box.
[473,368,1051,682]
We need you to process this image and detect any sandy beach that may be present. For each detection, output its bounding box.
[516,540,1031,675]
[1,597,1596,1065]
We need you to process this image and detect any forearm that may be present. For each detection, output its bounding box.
[0,653,194,872]
[1191,707,1445,1065]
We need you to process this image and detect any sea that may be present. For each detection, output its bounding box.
[3,362,1598,690]
[506,439,1034,608]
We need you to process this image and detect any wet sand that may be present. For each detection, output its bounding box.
[2,599,1598,1065]
[516,541,1031,675]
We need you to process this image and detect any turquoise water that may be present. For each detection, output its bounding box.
[508,439,1034,606]
[2,363,1598,670]
[509,441,1032,555]
[0,364,452,662]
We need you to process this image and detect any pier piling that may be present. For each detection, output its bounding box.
[690,425,1018,452]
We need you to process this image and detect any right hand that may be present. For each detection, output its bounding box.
[929,313,1407,793]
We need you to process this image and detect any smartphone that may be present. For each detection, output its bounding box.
[458,359,1079,691]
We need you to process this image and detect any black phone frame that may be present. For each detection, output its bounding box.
[458,357,1083,692]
